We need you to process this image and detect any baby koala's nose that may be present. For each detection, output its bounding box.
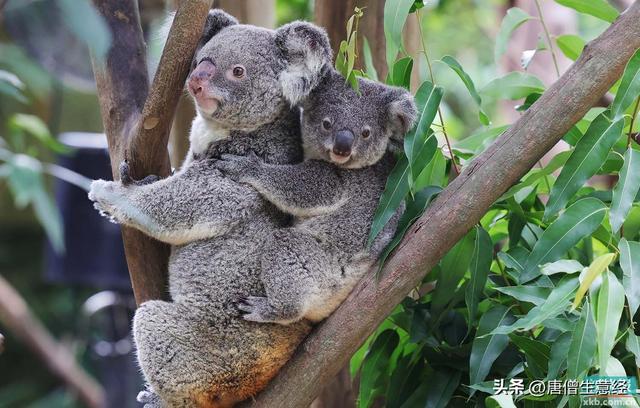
[332,130,355,157]
[188,60,216,97]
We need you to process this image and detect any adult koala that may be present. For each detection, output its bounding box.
[88,10,332,408]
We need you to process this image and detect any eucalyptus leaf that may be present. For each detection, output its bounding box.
[440,55,490,125]
[362,37,379,81]
[572,253,616,309]
[466,226,493,325]
[57,0,112,61]
[486,394,517,408]
[619,238,640,316]
[432,230,476,312]
[611,49,640,120]
[547,331,572,380]
[555,0,619,23]
[384,0,415,68]
[540,259,584,276]
[358,329,400,408]
[481,72,545,101]
[545,114,624,220]
[404,81,443,174]
[610,147,640,232]
[596,271,625,372]
[522,198,607,283]
[567,300,596,381]
[556,35,585,61]
[369,156,410,246]
[626,333,640,367]
[495,7,532,62]
[494,286,551,305]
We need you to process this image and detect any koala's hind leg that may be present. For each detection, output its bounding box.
[241,228,340,324]
[133,301,243,408]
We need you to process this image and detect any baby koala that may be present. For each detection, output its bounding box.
[215,68,416,324]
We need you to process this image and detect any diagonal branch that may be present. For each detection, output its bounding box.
[91,0,212,304]
[248,2,640,407]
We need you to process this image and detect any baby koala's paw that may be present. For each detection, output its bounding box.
[88,179,128,224]
[211,152,261,181]
[237,296,299,325]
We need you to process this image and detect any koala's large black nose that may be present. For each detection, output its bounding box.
[333,130,354,157]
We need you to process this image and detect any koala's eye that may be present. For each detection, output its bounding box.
[322,118,332,131]
[362,127,371,139]
[232,65,246,78]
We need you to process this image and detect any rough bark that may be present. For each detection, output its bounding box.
[0,276,104,408]
[247,3,640,407]
[91,0,212,304]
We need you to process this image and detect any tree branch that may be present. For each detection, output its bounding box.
[91,0,212,304]
[248,3,640,407]
[0,276,104,408]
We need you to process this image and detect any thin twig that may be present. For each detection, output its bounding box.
[415,9,459,175]
[534,0,560,78]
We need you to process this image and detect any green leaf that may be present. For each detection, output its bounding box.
[368,156,410,246]
[422,370,461,408]
[0,69,27,103]
[362,37,379,82]
[481,72,545,100]
[404,81,443,177]
[547,331,572,380]
[595,271,625,372]
[509,334,550,378]
[522,198,607,283]
[556,34,585,61]
[572,253,616,309]
[57,0,112,61]
[387,355,424,408]
[409,133,437,186]
[486,394,517,408]
[466,226,493,325]
[619,238,640,316]
[454,125,508,155]
[8,114,71,154]
[358,329,400,408]
[494,286,551,305]
[384,0,415,68]
[389,57,414,89]
[555,0,619,23]
[494,7,533,62]
[567,300,596,380]
[440,55,490,125]
[540,259,584,276]
[611,49,640,119]
[626,333,640,367]
[377,186,441,271]
[544,114,624,220]
[489,277,579,335]
[610,148,640,232]
[432,230,476,312]
[414,149,447,190]
[469,305,515,396]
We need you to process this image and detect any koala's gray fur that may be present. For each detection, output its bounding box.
[214,68,417,324]
[88,10,332,408]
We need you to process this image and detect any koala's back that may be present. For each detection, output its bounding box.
[297,152,397,259]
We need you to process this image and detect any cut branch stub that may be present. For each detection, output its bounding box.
[247,3,640,407]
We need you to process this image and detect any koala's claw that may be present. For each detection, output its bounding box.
[137,389,162,407]
[120,161,161,186]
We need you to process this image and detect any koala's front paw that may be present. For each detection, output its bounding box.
[88,179,128,224]
[237,296,300,325]
[211,152,260,181]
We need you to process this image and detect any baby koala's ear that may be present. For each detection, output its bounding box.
[387,90,418,142]
[275,21,333,106]
[198,9,239,50]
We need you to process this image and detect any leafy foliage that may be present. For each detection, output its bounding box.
[355,1,640,407]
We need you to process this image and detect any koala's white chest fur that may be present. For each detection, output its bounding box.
[189,115,230,155]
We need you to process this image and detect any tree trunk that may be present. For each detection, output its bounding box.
[246,3,640,407]
[91,0,213,304]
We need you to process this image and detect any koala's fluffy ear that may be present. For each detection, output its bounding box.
[387,90,418,142]
[197,10,239,51]
[275,21,332,106]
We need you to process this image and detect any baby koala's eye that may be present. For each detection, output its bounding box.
[232,65,246,78]
[322,118,332,131]
[362,127,371,139]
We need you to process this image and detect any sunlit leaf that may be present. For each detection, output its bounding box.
[404,81,443,172]
[626,333,640,367]
[610,49,640,120]
[555,0,619,23]
[388,57,414,89]
[522,198,607,283]
[486,394,517,408]
[440,55,490,125]
[595,271,625,372]
[494,7,532,62]
[362,37,379,82]
[384,0,415,67]
[572,253,616,309]
[610,147,640,232]
[414,148,447,190]
[540,259,584,276]
[494,285,551,305]
[545,114,624,220]
[556,34,585,61]
[620,238,640,316]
